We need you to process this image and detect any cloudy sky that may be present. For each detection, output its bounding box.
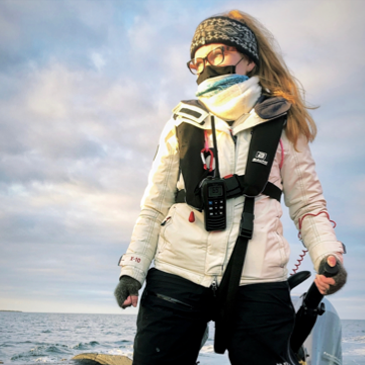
[0,0,364,319]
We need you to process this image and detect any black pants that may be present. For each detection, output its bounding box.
[133,268,298,365]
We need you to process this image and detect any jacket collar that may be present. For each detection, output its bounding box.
[172,97,289,134]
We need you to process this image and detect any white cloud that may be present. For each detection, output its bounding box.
[90,51,106,71]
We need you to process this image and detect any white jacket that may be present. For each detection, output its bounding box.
[119,104,344,287]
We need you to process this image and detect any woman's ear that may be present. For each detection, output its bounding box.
[247,61,256,73]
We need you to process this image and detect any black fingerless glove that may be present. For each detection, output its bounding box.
[114,275,142,308]
[318,256,347,295]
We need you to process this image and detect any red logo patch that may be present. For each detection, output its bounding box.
[130,256,141,263]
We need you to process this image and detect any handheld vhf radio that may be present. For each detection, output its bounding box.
[201,116,227,231]
[201,177,226,231]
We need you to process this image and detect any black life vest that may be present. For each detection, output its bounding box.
[173,96,291,210]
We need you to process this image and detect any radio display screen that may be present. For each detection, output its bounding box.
[208,185,223,198]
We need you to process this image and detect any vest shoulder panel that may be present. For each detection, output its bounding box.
[254,96,291,120]
[173,100,209,126]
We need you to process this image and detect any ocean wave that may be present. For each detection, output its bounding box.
[343,347,365,357]
[343,335,365,343]
[10,344,72,360]
[1,340,37,349]
[100,347,134,359]
[34,356,53,363]
[352,336,365,343]
[72,341,100,350]
[113,340,131,345]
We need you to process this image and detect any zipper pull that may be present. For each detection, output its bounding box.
[161,216,171,226]
[211,277,218,297]
[230,128,237,144]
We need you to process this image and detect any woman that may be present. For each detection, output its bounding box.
[115,10,347,365]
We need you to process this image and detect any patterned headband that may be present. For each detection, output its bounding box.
[190,16,259,64]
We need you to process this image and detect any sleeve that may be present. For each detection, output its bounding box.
[281,133,344,272]
[118,118,180,284]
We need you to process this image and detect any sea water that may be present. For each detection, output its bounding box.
[0,312,364,365]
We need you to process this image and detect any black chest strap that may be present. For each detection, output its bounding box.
[175,176,282,204]
[219,174,282,201]
[213,114,286,354]
[214,196,254,353]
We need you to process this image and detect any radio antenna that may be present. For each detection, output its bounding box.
[211,115,220,179]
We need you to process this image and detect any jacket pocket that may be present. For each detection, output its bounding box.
[160,206,176,240]
[157,205,176,255]
[274,216,290,268]
[156,203,207,274]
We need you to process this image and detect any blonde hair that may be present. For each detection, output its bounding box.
[223,10,317,147]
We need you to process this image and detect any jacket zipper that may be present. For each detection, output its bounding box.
[151,292,193,309]
[229,128,237,145]
[234,130,240,173]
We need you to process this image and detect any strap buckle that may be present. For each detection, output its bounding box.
[224,174,244,199]
[239,212,254,239]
